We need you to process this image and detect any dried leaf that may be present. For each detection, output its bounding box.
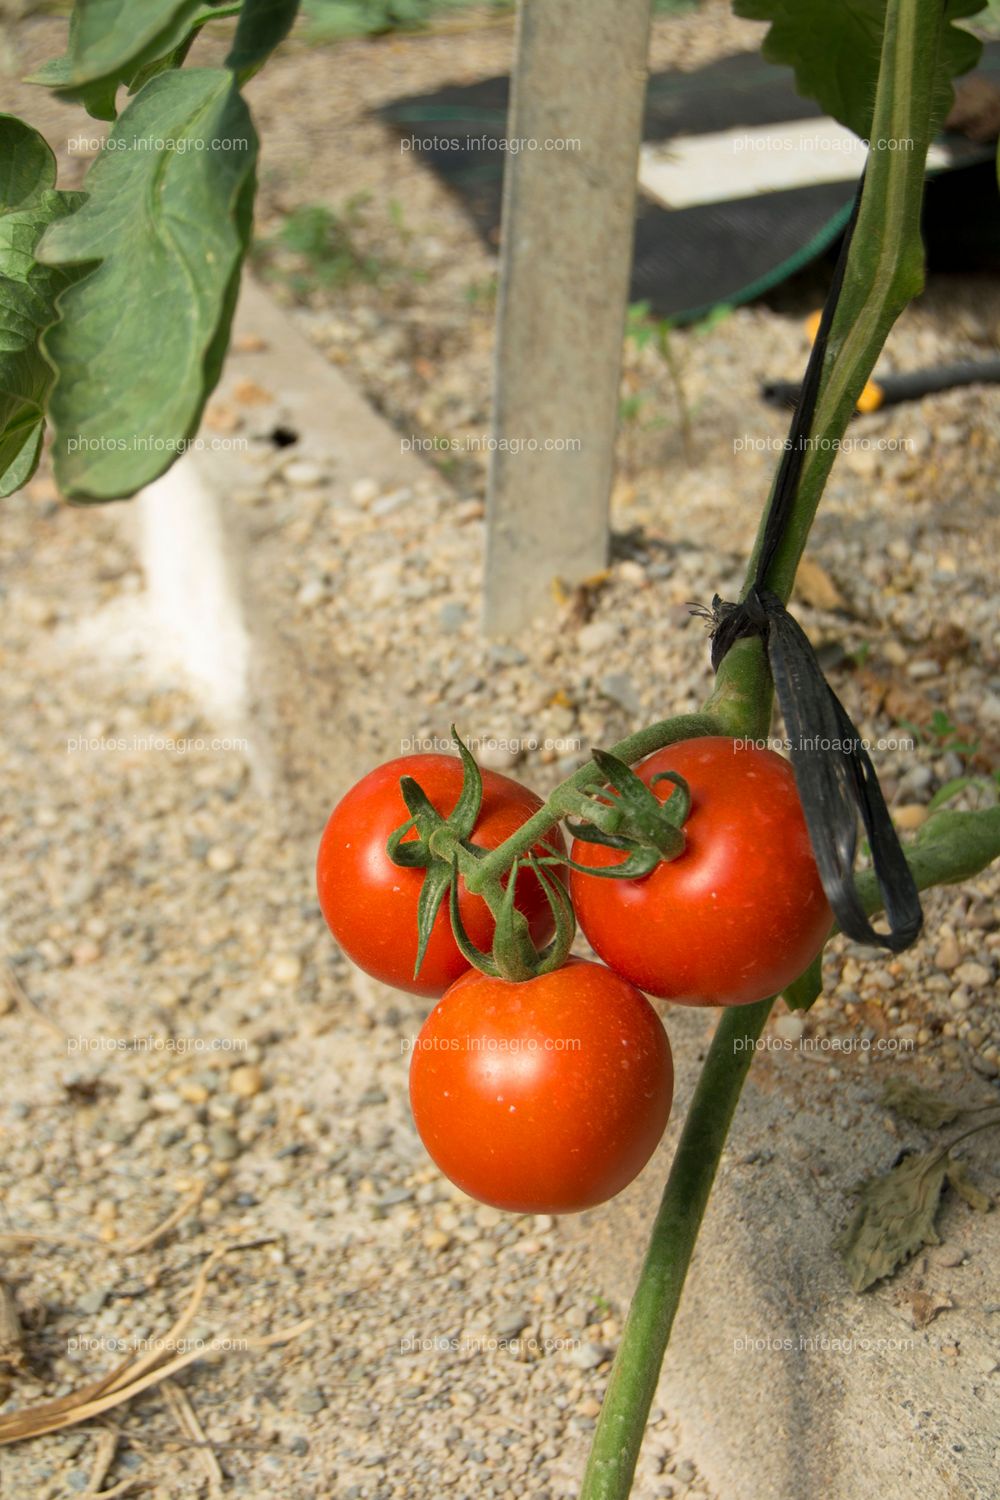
[946,1160,993,1214]
[793,556,849,613]
[0,1247,312,1447]
[882,1078,967,1128]
[837,1150,949,1292]
[908,1290,953,1328]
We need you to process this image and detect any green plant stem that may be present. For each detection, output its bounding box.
[460,712,720,895]
[787,805,1000,1008]
[706,0,944,738]
[858,806,1000,910]
[579,998,773,1500]
[578,4,947,1497]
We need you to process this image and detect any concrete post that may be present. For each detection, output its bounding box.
[483,0,652,635]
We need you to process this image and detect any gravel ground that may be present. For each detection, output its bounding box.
[2,5,1000,1498]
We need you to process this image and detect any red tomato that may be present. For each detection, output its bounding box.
[316,754,564,997]
[569,737,831,1006]
[409,958,673,1213]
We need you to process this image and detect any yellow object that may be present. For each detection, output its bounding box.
[805,310,883,411]
[856,380,884,412]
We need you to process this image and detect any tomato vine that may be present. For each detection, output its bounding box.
[4,3,1000,1499]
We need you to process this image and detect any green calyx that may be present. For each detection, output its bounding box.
[385,726,576,984]
[448,851,576,982]
[552,749,691,880]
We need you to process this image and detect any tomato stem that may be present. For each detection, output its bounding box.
[460,712,720,896]
[579,3,950,1495]
[708,0,944,735]
[579,997,773,1500]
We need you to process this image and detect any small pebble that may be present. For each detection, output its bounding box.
[295,1390,326,1415]
[774,1014,805,1043]
[439,602,469,633]
[494,1308,531,1340]
[894,804,929,831]
[571,1341,608,1371]
[375,1187,414,1210]
[953,962,992,990]
[206,846,238,873]
[297,578,328,609]
[934,937,961,972]
[207,1125,240,1161]
[230,1064,265,1098]
[578,621,618,654]
[599,672,641,717]
[350,477,379,506]
[422,1229,451,1253]
[78,1288,109,1315]
[477,742,521,771]
[933,1246,968,1268]
[271,953,303,985]
[284,460,325,487]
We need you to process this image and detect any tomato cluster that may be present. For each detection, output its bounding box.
[316,738,830,1214]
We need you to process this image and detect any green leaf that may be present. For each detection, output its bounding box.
[525,853,577,976]
[36,69,258,502]
[128,4,243,97]
[588,750,686,860]
[946,1159,993,1213]
[882,1078,967,1128]
[491,857,538,982]
[226,0,301,80]
[449,725,484,841]
[447,855,498,977]
[927,775,976,812]
[385,817,428,869]
[782,950,824,1012]
[836,1149,949,1292]
[555,825,662,878]
[27,1,237,122]
[399,775,446,840]
[0,116,87,498]
[732,0,984,139]
[413,860,452,981]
